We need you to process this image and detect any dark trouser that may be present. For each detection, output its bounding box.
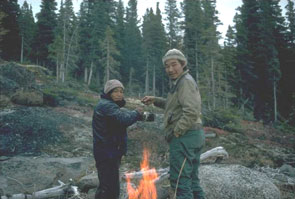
[95,157,121,199]
[169,130,205,199]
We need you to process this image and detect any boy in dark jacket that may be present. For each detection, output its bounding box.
[92,79,143,199]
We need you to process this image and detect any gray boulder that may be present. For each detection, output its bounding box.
[0,156,94,195]
[200,164,281,199]
[11,89,43,106]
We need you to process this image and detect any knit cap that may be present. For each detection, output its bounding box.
[162,49,187,66]
[104,79,124,94]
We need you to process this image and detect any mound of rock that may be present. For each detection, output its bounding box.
[200,164,281,199]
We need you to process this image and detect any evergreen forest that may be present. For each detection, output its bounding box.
[0,0,295,126]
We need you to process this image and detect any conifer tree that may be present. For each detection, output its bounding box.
[50,0,77,82]
[234,0,260,113]
[142,4,167,96]
[33,0,57,69]
[221,25,237,108]
[123,0,144,93]
[164,0,181,49]
[18,1,36,63]
[0,0,21,61]
[101,26,120,82]
[113,0,125,77]
[0,11,9,55]
[183,0,203,82]
[278,0,295,124]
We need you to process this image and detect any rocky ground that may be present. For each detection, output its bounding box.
[0,62,295,199]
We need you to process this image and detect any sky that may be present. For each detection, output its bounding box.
[17,0,288,44]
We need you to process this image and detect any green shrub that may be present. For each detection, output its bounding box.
[203,108,243,133]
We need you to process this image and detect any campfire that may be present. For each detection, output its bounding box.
[125,149,158,199]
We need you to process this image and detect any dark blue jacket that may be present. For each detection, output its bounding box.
[92,94,141,161]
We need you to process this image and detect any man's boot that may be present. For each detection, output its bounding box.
[193,191,205,199]
[168,188,176,199]
[94,188,108,199]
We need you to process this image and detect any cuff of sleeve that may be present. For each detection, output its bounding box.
[136,110,143,121]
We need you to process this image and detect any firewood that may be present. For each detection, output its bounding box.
[0,180,79,199]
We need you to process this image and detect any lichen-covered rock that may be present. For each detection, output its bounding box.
[200,164,281,199]
[0,156,94,195]
[77,172,98,193]
[0,62,36,95]
[11,89,43,106]
[0,95,10,107]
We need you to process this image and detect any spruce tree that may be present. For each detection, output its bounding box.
[113,0,125,78]
[33,0,57,69]
[18,1,36,63]
[101,26,120,82]
[278,0,295,124]
[123,0,144,92]
[183,0,203,82]
[0,0,21,61]
[201,0,222,110]
[221,25,237,108]
[164,0,181,49]
[50,0,77,82]
[0,11,9,55]
[234,0,260,114]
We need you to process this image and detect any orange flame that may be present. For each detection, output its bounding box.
[126,149,158,199]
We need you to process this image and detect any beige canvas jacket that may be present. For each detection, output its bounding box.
[154,70,202,137]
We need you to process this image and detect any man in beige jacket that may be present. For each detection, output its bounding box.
[142,49,205,199]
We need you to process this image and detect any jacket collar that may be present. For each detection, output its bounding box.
[172,70,189,85]
[170,70,189,93]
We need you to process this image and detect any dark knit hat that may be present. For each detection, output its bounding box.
[162,48,187,66]
[104,79,124,94]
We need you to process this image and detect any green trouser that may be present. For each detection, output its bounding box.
[169,129,205,199]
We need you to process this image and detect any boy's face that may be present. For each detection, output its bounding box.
[110,87,124,101]
[164,59,185,80]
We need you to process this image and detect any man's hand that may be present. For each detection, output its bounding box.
[141,96,155,105]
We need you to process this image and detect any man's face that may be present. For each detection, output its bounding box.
[110,87,124,101]
[164,59,185,80]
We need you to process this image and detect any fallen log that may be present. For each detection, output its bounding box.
[200,146,229,162]
[123,146,229,180]
[122,146,229,199]
[0,180,80,199]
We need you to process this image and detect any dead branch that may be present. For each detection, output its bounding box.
[200,146,229,162]
[123,146,228,181]
[1,180,79,199]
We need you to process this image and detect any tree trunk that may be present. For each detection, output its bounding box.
[145,60,149,95]
[65,25,79,81]
[106,39,110,81]
[152,65,156,96]
[84,67,88,83]
[224,67,228,109]
[195,43,199,83]
[273,79,277,122]
[88,62,93,86]
[56,58,59,83]
[128,67,134,95]
[62,17,66,82]
[20,36,23,63]
[211,57,216,109]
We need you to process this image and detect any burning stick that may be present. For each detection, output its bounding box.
[123,146,228,199]
[124,146,228,180]
[125,149,158,199]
